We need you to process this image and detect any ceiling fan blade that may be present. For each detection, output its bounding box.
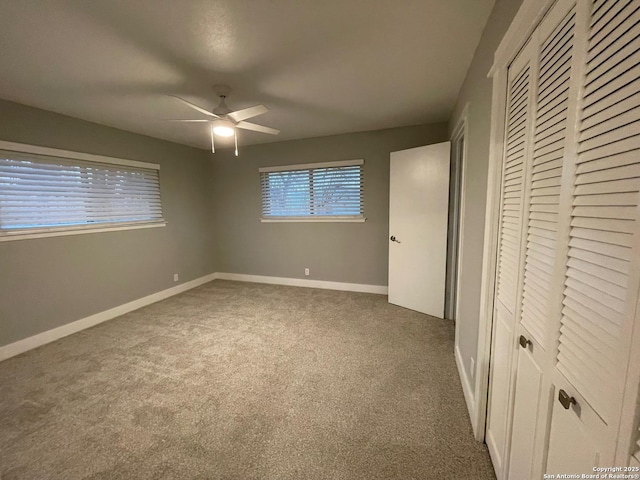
[236,121,279,135]
[162,119,210,122]
[228,105,268,122]
[169,95,218,118]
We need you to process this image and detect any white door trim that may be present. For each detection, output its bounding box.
[474,0,556,443]
[451,105,477,424]
[450,103,469,324]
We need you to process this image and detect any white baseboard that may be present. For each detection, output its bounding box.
[0,273,217,362]
[0,272,387,362]
[455,344,477,435]
[214,272,388,295]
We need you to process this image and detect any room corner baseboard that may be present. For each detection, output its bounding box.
[455,344,477,435]
[214,272,388,295]
[0,272,385,362]
[0,273,217,362]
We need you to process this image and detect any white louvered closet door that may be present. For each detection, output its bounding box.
[496,60,532,316]
[506,2,580,478]
[547,0,640,472]
[486,40,536,474]
[520,6,576,349]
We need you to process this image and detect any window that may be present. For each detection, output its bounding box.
[0,142,165,240]
[259,160,364,222]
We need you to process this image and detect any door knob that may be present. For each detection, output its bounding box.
[519,335,532,349]
[558,389,577,410]
[390,235,401,243]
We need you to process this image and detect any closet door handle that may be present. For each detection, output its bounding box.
[558,389,577,410]
[518,335,532,349]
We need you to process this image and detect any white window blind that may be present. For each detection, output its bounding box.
[259,160,364,221]
[0,148,164,238]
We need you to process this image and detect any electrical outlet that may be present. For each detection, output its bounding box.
[470,357,475,379]
[173,273,179,282]
[304,268,310,276]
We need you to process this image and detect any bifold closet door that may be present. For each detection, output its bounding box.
[485,40,536,474]
[547,0,640,471]
[507,1,579,477]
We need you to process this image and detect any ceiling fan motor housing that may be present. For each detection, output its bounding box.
[212,84,233,116]
[213,83,232,97]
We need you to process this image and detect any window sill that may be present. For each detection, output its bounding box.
[261,216,366,223]
[0,221,167,242]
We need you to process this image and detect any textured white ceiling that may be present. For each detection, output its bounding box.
[0,0,494,150]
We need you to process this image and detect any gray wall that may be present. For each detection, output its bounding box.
[448,0,524,387]
[0,99,215,347]
[212,123,448,286]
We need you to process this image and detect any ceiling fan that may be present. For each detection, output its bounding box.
[167,84,279,155]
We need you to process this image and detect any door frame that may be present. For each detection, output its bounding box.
[473,0,556,442]
[446,104,468,323]
[449,106,479,427]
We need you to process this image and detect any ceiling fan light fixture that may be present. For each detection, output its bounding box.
[212,119,235,137]
[168,87,278,152]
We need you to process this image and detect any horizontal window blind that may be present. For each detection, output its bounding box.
[260,160,363,219]
[0,150,164,235]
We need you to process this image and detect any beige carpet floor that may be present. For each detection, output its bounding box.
[0,280,495,480]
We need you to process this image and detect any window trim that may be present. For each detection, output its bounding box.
[261,216,366,223]
[0,140,166,242]
[259,159,365,223]
[258,159,364,173]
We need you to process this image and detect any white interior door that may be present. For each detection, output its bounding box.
[388,142,450,318]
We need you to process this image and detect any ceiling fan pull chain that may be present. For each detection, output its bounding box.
[210,126,215,153]
[234,129,239,157]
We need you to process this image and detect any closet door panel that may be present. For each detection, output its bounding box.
[495,61,532,317]
[486,41,536,476]
[632,424,640,467]
[546,390,601,474]
[488,0,640,476]
[546,0,640,469]
[521,3,577,349]
[556,0,640,426]
[507,328,544,480]
[507,3,581,478]
[487,305,517,468]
